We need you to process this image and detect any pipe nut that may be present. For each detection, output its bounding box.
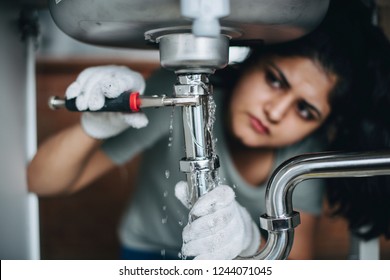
[259,211,301,232]
[179,156,220,173]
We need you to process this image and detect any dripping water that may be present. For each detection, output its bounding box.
[167,107,175,148]
[161,215,168,224]
[165,170,170,179]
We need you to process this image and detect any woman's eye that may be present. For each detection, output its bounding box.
[297,100,316,121]
[265,70,282,89]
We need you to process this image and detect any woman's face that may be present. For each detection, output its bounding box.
[229,55,337,148]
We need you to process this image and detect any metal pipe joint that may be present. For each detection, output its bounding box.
[259,211,300,232]
[239,150,390,260]
[174,73,220,206]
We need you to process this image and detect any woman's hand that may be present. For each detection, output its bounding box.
[66,65,148,139]
[175,182,261,260]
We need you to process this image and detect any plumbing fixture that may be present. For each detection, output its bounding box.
[48,0,330,203]
[236,151,390,260]
[159,33,229,203]
[48,0,330,48]
[174,73,220,206]
[48,0,333,259]
[181,0,230,38]
[49,34,227,205]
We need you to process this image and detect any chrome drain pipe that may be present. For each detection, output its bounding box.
[175,74,220,208]
[237,150,390,260]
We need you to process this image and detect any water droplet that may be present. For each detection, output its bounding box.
[178,252,182,258]
[165,170,170,179]
[167,108,175,148]
[178,220,183,226]
[161,249,166,258]
[162,205,167,211]
[162,215,168,224]
[163,190,168,197]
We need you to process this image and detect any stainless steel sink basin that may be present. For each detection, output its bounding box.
[49,0,330,49]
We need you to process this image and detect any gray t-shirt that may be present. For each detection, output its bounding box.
[101,69,326,256]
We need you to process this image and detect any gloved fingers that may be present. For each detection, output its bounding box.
[65,81,81,100]
[75,91,89,111]
[183,204,238,242]
[80,67,114,109]
[193,243,241,260]
[74,85,105,111]
[194,251,235,260]
[82,112,127,128]
[229,204,261,256]
[238,222,261,257]
[182,226,244,260]
[87,82,106,111]
[175,181,191,209]
[100,67,146,98]
[99,75,128,99]
[184,209,242,245]
[65,65,146,112]
[71,67,111,111]
[190,185,236,217]
[120,112,149,129]
[65,66,102,100]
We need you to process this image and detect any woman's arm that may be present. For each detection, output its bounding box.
[27,123,115,196]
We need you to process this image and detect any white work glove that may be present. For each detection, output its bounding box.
[65,65,148,139]
[175,182,261,260]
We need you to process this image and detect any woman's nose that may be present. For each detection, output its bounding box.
[264,95,294,123]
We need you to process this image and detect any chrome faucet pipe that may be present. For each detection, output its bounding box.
[175,74,220,207]
[238,150,390,260]
[157,34,228,207]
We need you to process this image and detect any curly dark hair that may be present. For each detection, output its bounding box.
[326,19,390,240]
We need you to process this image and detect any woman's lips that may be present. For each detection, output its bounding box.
[249,115,270,135]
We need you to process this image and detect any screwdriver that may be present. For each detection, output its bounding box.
[48,91,200,112]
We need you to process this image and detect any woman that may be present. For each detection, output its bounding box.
[28,0,390,259]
